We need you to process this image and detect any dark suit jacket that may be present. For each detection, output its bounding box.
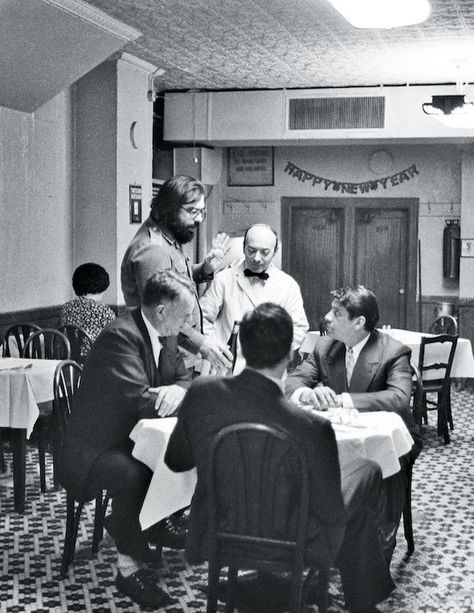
[59,308,190,501]
[165,369,346,566]
[286,330,422,456]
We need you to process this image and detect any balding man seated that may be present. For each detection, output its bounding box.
[200,223,309,373]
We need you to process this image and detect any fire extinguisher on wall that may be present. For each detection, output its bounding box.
[443,219,460,280]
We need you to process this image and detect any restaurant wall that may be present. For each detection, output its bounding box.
[216,143,464,305]
[0,91,74,313]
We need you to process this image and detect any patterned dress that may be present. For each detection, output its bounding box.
[59,297,116,358]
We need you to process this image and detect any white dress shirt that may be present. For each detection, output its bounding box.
[141,309,162,367]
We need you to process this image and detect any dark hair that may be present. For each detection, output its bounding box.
[331,286,379,331]
[243,223,279,252]
[150,175,204,225]
[240,303,293,369]
[142,269,194,307]
[72,263,110,296]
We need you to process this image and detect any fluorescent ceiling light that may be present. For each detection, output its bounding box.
[422,95,474,129]
[327,0,431,29]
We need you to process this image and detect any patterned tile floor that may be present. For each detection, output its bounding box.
[1,390,474,612]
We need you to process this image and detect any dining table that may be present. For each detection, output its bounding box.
[299,328,474,379]
[0,357,61,512]
[130,410,414,531]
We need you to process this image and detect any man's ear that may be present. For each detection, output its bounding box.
[356,315,366,330]
[155,304,165,317]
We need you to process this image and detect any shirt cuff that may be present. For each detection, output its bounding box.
[341,393,355,409]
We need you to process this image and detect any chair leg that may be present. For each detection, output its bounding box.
[36,423,47,493]
[60,493,85,578]
[207,559,221,613]
[317,568,330,613]
[447,386,454,431]
[403,465,414,554]
[225,566,238,613]
[92,492,110,553]
[0,432,6,473]
[288,567,305,613]
[437,391,450,444]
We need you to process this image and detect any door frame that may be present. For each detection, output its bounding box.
[281,197,419,330]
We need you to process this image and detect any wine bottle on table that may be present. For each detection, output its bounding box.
[227,321,240,374]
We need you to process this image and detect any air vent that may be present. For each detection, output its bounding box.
[288,96,385,130]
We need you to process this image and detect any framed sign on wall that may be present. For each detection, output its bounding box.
[227,147,274,186]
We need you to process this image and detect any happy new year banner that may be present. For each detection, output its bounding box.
[284,161,419,194]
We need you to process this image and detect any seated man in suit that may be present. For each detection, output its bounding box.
[286,285,422,560]
[59,270,194,609]
[165,302,394,613]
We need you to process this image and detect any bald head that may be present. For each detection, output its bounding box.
[243,224,278,274]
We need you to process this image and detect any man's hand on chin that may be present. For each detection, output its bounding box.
[150,385,186,417]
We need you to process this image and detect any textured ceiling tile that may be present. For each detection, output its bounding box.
[81,0,474,90]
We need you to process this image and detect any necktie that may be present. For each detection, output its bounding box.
[243,268,269,280]
[346,347,355,386]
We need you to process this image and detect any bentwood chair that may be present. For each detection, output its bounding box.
[53,360,110,577]
[2,322,41,357]
[429,314,458,336]
[23,329,71,491]
[206,423,330,613]
[417,334,458,444]
[57,324,93,365]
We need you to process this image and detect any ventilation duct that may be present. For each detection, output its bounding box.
[288,96,385,130]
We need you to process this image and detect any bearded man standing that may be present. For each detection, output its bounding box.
[121,175,232,371]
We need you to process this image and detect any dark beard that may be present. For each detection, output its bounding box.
[167,218,197,244]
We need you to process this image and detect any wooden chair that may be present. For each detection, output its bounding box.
[53,360,110,577]
[2,322,41,357]
[57,324,93,365]
[417,334,458,444]
[429,314,458,335]
[206,422,330,613]
[23,328,71,361]
[23,329,71,491]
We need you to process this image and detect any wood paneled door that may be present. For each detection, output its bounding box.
[282,198,419,331]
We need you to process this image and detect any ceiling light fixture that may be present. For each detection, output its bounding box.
[422,94,474,129]
[327,0,431,29]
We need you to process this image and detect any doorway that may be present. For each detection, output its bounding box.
[282,197,419,331]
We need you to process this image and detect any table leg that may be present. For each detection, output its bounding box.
[11,428,26,513]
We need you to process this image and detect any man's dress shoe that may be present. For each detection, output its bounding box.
[115,569,175,608]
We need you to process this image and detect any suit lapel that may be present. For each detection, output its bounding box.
[349,332,381,393]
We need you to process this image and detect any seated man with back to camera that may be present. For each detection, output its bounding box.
[165,302,395,613]
[59,270,195,609]
[286,285,422,560]
[200,223,309,373]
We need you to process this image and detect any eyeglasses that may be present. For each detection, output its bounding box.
[180,205,207,219]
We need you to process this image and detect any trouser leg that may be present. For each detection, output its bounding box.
[90,442,152,559]
[337,457,395,610]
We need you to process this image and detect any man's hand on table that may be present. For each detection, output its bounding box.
[150,385,186,417]
[292,386,343,410]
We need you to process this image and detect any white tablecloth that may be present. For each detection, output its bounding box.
[130,411,413,530]
[130,418,197,530]
[299,329,474,379]
[0,358,60,437]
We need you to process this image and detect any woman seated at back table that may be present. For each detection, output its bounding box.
[59,262,116,357]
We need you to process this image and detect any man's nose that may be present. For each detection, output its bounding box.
[325,311,333,322]
[253,252,262,262]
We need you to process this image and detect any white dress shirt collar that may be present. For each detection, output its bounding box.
[346,332,371,363]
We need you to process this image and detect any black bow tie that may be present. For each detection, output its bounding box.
[244,268,269,280]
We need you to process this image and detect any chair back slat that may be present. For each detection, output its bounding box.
[53,360,82,435]
[57,324,93,365]
[2,322,41,357]
[418,334,458,383]
[23,328,71,361]
[429,315,458,335]
[208,422,309,571]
